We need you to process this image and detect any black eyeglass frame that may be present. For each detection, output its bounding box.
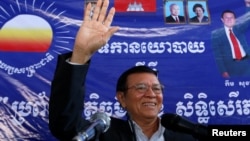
[126,83,164,94]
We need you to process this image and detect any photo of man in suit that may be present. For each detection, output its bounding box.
[165,3,185,23]
[211,0,250,78]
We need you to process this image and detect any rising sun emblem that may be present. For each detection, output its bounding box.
[0,0,78,76]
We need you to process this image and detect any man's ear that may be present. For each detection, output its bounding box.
[116,91,126,109]
[220,18,224,23]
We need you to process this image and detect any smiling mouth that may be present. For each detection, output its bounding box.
[142,102,156,106]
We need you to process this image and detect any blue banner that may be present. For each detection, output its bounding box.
[0,0,250,140]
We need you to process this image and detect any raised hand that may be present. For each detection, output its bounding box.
[245,0,250,7]
[71,0,119,64]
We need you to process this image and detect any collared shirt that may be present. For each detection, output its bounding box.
[172,16,179,22]
[224,26,246,59]
[132,119,165,141]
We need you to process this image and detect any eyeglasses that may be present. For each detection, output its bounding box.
[126,83,164,94]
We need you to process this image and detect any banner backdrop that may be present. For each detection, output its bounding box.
[0,0,250,140]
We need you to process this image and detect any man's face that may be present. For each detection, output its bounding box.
[221,12,236,28]
[171,5,180,16]
[118,73,163,121]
